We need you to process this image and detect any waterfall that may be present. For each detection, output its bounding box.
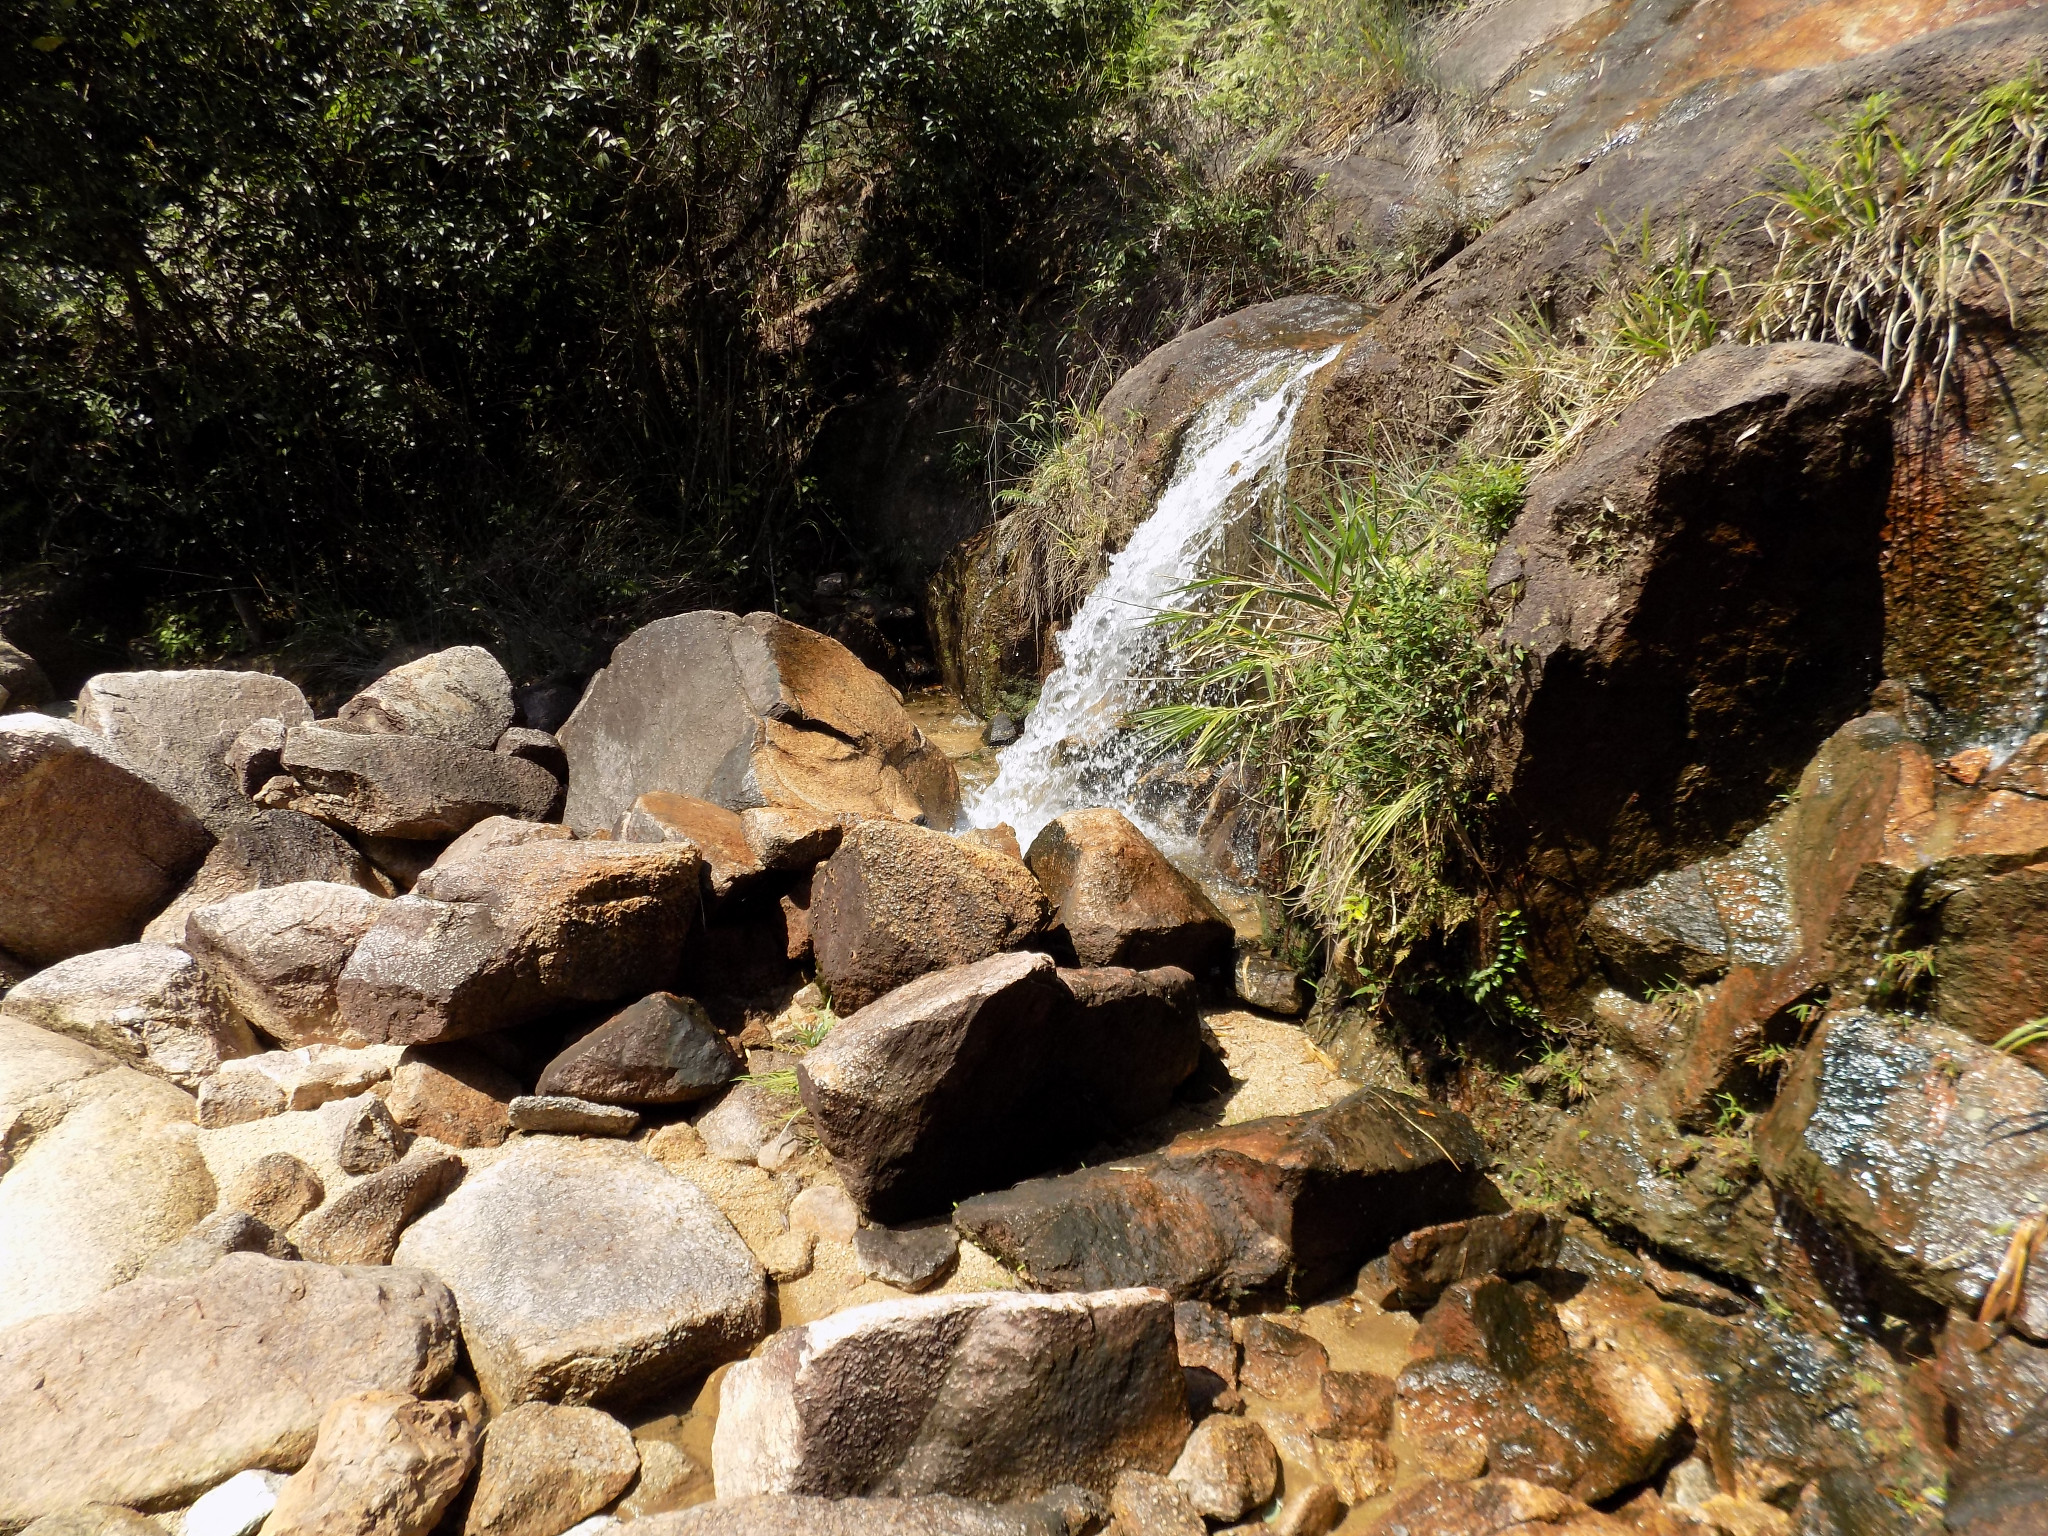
[969,343,1341,853]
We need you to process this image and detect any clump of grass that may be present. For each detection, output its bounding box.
[1749,75,2048,403]
[1141,447,1519,966]
[993,409,1128,631]
[1462,218,1732,467]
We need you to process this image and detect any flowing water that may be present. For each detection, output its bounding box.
[968,344,1341,852]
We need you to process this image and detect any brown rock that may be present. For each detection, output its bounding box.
[295,1146,464,1266]
[1934,863,2048,1047]
[17,1508,163,1536]
[1173,1299,1238,1413]
[1107,1470,1203,1536]
[616,1439,711,1520]
[0,943,257,1089]
[1937,1316,2048,1463]
[463,1403,638,1536]
[392,1139,767,1411]
[507,1094,640,1136]
[434,817,573,869]
[1360,1211,1567,1313]
[850,1224,958,1292]
[337,648,515,751]
[384,1051,518,1149]
[223,1152,325,1231]
[227,716,289,796]
[536,993,740,1106]
[711,1288,1189,1501]
[1273,1483,1345,1536]
[1025,809,1232,976]
[140,812,387,948]
[0,634,52,713]
[797,952,1201,1220]
[740,807,842,871]
[628,1495,1070,1536]
[955,1087,1485,1304]
[1488,343,1891,994]
[281,726,558,840]
[1318,1439,1394,1504]
[809,820,1053,1011]
[496,728,568,782]
[324,1092,411,1174]
[557,611,959,831]
[1239,1318,1329,1400]
[1947,1401,2048,1536]
[186,883,388,1048]
[1167,1417,1278,1523]
[1312,1371,1395,1441]
[0,1254,459,1525]
[263,1391,478,1536]
[336,842,701,1046]
[1360,1477,1626,1535]
[616,794,764,898]
[1756,1011,2048,1332]
[77,670,314,832]
[0,715,214,966]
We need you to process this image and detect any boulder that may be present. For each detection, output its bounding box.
[322,1092,410,1174]
[495,727,568,782]
[262,1391,479,1536]
[851,1225,958,1292]
[797,953,1202,1220]
[0,715,214,965]
[0,1034,216,1329]
[185,883,388,1048]
[1356,1211,1567,1313]
[0,1254,459,1525]
[392,1139,767,1411]
[295,1146,464,1267]
[1238,1317,1329,1399]
[0,943,257,1088]
[1487,343,1891,990]
[1172,1301,1237,1413]
[1935,1316,2048,1464]
[507,1094,640,1137]
[711,1288,1188,1501]
[1947,1401,2048,1536]
[197,1044,403,1129]
[557,611,959,831]
[1106,1471,1203,1536]
[1395,1278,1686,1504]
[18,1508,166,1536]
[462,1404,638,1536]
[1168,1417,1279,1523]
[280,726,558,841]
[137,1209,296,1282]
[140,812,386,947]
[1358,1478,1625,1536]
[384,1050,518,1148]
[1234,950,1304,1015]
[225,717,288,796]
[955,1086,1485,1304]
[1757,1011,2048,1333]
[337,647,516,751]
[536,993,740,1106]
[739,806,843,871]
[336,842,701,1046]
[809,820,1053,1011]
[221,1151,325,1230]
[76,670,313,832]
[1024,809,1231,975]
[0,634,52,712]
[627,1496,1072,1536]
[434,816,573,869]
[615,794,765,899]
[1932,863,2048,1046]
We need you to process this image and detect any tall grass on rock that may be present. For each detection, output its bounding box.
[1142,453,1518,973]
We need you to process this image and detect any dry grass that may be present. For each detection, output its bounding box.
[992,409,1129,630]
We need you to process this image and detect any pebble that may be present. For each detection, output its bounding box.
[507,1095,640,1137]
[788,1183,859,1244]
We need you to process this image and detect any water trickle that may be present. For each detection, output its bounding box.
[970,344,1341,852]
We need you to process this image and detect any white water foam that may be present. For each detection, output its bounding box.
[969,343,1341,851]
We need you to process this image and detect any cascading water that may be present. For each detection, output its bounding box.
[969,343,1341,851]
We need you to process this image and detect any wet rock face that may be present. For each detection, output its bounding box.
[1488,342,1891,986]
[0,716,215,966]
[1948,1401,2048,1536]
[1024,809,1233,977]
[711,1288,1189,1502]
[1758,1010,2048,1330]
[954,1087,1485,1304]
[1357,1211,1567,1313]
[558,611,960,832]
[1932,862,2048,1045]
[808,819,1054,1012]
[797,952,1201,1221]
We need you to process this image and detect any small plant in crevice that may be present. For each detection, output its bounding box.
[1749,74,2048,405]
[1874,947,1937,1010]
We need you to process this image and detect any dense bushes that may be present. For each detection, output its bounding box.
[0,0,1137,674]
